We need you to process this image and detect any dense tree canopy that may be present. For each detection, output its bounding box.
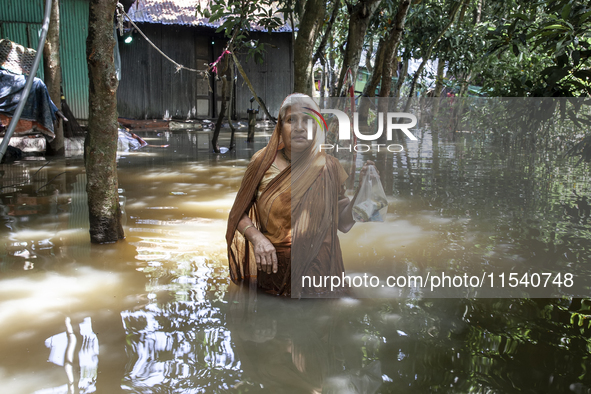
[197,0,590,158]
[198,0,589,98]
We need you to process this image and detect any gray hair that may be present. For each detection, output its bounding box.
[278,93,321,121]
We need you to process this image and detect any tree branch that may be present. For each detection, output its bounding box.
[313,0,340,65]
[230,51,277,123]
[404,0,464,111]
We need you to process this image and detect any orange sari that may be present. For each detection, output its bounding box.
[226,100,349,297]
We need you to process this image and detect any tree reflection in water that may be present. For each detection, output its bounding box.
[115,110,591,393]
[116,114,591,393]
[2,113,591,393]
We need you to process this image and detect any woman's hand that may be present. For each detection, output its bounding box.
[251,232,278,274]
[239,214,278,274]
[358,160,377,182]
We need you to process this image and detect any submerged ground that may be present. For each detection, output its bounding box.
[1,125,591,393]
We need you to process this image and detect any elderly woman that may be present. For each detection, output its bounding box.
[226,93,371,297]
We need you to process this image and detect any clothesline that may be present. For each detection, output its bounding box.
[114,4,275,122]
[116,3,209,76]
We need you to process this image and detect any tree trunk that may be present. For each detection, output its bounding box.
[458,0,468,23]
[474,0,483,24]
[356,35,385,123]
[392,56,408,110]
[212,76,227,152]
[458,73,470,97]
[379,55,397,98]
[336,0,383,96]
[43,0,63,156]
[85,0,124,244]
[328,38,338,96]
[404,0,464,112]
[361,35,388,98]
[365,35,374,74]
[229,61,236,149]
[434,58,446,97]
[313,0,340,65]
[212,55,230,153]
[456,0,483,100]
[376,55,398,143]
[293,0,326,94]
[432,58,446,116]
[379,0,411,97]
[297,0,308,20]
[320,59,326,97]
[457,0,484,100]
[360,0,412,118]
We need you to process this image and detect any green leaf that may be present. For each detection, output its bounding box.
[541,66,560,77]
[557,53,569,68]
[561,3,572,20]
[548,1,564,13]
[209,11,224,21]
[574,70,591,80]
[511,13,530,21]
[546,68,570,87]
[579,10,591,24]
[543,24,569,30]
[572,50,580,66]
[555,38,566,56]
[255,52,264,65]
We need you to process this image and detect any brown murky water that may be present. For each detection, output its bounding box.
[1,128,591,393]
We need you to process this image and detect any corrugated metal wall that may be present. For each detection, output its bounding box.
[117,25,293,120]
[0,0,293,119]
[0,0,45,22]
[0,0,46,78]
[235,32,293,120]
[1,0,293,122]
[117,24,214,120]
[0,0,89,120]
[60,0,89,120]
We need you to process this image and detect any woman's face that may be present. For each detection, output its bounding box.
[281,103,316,153]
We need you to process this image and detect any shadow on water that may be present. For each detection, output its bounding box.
[0,125,590,393]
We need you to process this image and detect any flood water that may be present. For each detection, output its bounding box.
[1,126,591,393]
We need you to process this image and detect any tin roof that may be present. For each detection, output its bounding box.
[128,0,293,32]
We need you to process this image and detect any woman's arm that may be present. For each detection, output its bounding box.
[338,160,376,233]
[338,196,355,233]
[238,213,278,274]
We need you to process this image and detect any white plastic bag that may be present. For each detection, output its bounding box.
[352,165,388,222]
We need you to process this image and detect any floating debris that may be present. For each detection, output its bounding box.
[169,121,203,131]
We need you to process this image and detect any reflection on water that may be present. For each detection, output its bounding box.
[1,128,590,393]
